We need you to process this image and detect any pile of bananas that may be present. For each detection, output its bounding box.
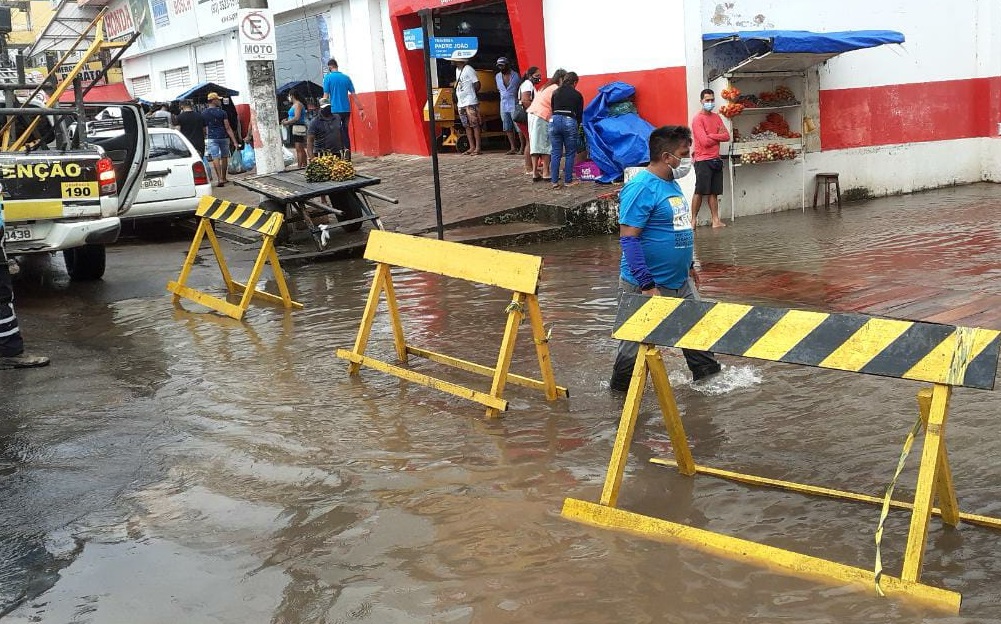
[304,154,356,183]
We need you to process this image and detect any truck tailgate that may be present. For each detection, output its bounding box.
[1,152,104,221]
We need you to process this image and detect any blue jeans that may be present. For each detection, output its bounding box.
[548,114,578,184]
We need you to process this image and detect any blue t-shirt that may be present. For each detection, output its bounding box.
[323,71,355,113]
[202,107,229,140]
[618,169,694,290]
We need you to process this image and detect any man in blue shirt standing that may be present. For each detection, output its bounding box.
[611,125,721,391]
[0,201,49,369]
[322,58,365,160]
[202,92,240,187]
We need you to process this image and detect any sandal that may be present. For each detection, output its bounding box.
[532,176,543,182]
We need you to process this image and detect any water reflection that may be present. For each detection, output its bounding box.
[2,184,1001,622]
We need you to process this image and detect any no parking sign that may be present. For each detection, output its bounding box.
[238,9,277,61]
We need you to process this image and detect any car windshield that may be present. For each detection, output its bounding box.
[148,132,191,161]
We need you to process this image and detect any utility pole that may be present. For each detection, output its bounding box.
[239,0,282,174]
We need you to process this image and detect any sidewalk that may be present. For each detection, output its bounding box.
[215,152,619,244]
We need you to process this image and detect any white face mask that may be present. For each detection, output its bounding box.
[672,157,693,179]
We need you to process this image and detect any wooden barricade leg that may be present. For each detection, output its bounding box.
[265,244,299,309]
[202,219,237,294]
[233,235,276,317]
[381,267,408,363]
[485,292,527,419]
[525,294,561,401]
[599,344,653,507]
[645,348,695,477]
[169,217,210,304]
[347,263,391,375]
[917,388,960,527]
[901,383,954,582]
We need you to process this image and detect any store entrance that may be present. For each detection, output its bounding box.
[432,0,521,152]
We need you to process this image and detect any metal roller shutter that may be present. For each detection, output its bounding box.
[130,75,152,96]
[200,60,226,83]
[163,67,190,90]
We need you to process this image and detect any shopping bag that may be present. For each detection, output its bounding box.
[228,148,245,174]
[282,146,295,167]
[203,156,213,181]
[241,143,256,170]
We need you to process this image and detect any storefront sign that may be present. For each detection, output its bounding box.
[430,36,478,59]
[238,9,277,61]
[104,3,137,39]
[403,27,423,50]
[151,0,170,27]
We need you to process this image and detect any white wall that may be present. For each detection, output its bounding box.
[700,0,1001,218]
[544,0,686,75]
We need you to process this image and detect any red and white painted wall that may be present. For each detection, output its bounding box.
[121,0,1001,213]
[700,0,1001,216]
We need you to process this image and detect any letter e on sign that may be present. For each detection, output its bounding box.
[238,9,277,61]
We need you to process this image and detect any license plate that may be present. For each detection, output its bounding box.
[3,226,32,242]
[142,177,165,189]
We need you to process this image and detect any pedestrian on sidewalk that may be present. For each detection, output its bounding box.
[451,56,481,156]
[306,98,344,160]
[282,90,308,168]
[323,58,366,160]
[202,92,240,187]
[548,71,583,189]
[175,100,205,158]
[691,88,730,228]
[610,125,721,391]
[0,207,49,370]
[495,57,522,155]
[518,66,540,175]
[527,68,566,181]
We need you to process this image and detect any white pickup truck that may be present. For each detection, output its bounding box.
[1,101,149,280]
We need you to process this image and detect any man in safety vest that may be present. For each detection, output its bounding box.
[0,195,50,369]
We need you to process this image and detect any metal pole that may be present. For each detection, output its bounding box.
[240,0,283,174]
[420,8,444,240]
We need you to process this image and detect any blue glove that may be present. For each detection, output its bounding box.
[620,235,655,291]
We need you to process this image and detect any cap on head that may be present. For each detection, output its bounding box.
[318,97,331,109]
[496,57,509,66]
[207,92,221,102]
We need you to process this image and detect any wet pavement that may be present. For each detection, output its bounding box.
[1,183,1001,623]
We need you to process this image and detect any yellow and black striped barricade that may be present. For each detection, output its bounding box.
[167,196,303,320]
[562,293,1001,613]
[336,230,568,418]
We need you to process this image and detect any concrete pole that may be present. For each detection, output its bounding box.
[240,0,283,174]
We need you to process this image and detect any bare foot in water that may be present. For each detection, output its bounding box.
[711,220,727,228]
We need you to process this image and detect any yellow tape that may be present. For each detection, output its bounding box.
[874,414,924,596]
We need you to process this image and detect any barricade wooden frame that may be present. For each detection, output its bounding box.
[562,294,1001,613]
[336,230,568,418]
[167,196,303,320]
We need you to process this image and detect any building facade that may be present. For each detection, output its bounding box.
[119,0,1001,215]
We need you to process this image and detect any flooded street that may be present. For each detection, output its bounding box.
[2,184,1001,623]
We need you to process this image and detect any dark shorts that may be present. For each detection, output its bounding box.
[694,159,724,196]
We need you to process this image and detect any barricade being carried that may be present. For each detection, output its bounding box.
[562,293,1001,613]
[336,231,568,418]
[167,196,303,320]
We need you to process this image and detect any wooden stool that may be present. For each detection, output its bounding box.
[813,173,841,209]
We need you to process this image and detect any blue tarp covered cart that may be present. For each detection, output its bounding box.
[582,82,656,184]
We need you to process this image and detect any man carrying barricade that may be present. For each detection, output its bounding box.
[610,125,721,391]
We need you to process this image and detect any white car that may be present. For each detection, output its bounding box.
[126,128,212,220]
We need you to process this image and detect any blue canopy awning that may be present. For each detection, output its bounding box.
[703,29,905,79]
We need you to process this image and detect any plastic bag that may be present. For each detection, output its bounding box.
[282,146,295,167]
[241,144,256,170]
[203,156,213,181]
[228,147,245,174]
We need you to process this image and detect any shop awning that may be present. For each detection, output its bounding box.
[703,30,905,79]
[57,82,133,103]
[137,82,240,105]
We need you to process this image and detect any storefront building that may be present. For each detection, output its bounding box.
[119,0,1001,215]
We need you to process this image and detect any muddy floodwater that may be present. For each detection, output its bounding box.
[2,184,1001,623]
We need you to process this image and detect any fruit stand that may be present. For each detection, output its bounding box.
[233,164,397,261]
[715,77,808,220]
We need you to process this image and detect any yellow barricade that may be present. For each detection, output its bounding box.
[336,230,568,418]
[563,293,1001,613]
[167,196,303,320]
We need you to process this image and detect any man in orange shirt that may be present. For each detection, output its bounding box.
[691,89,730,228]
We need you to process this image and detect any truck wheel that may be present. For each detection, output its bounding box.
[63,244,107,281]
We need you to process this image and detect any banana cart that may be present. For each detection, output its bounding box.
[233,169,398,261]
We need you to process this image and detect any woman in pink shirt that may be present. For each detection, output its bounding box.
[526,68,566,182]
